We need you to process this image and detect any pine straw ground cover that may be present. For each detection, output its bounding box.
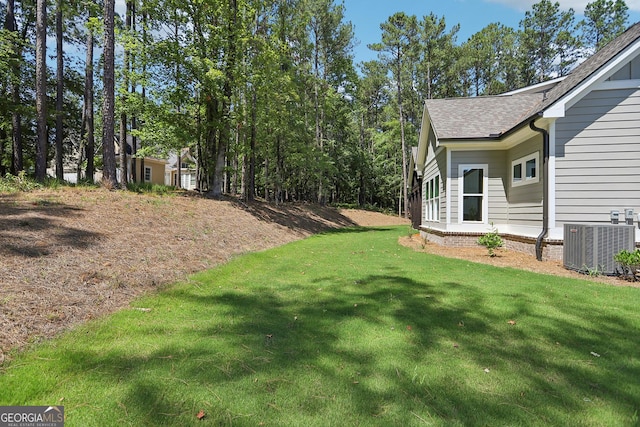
[0,187,409,361]
[1,187,634,365]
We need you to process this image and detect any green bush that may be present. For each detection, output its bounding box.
[478,223,504,257]
[0,172,42,193]
[614,248,640,280]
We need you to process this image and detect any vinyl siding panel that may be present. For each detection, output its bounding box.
[609,55,640,80]
[507,137,543,226]
[555,88,640,225]
[450,150,507,223]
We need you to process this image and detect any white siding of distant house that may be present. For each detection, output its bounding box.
[555,88,640,226]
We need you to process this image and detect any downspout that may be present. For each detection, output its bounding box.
[529,117,549,261]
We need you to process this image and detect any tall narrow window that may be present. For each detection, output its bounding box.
[144,166,151,182]
[526,158,536,179]
[513,163,522,183]
[463,168,483,221]
[459,164,487,223]
[432,175,439,221]
[425,174,440,222]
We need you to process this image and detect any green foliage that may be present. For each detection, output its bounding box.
[580,0,629,51]
[614,248,640,280]
[0,172,42,192]
[477,223,504,257]
[0,0,632,211]
[0,172,70,193]
[2,228,640,426]
[125,182,175,195]
[462,23,521,95]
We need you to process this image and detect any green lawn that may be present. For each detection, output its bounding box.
[1,226,639,426]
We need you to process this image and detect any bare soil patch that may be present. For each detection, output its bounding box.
[0,188,408,361]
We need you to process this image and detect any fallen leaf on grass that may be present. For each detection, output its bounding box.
[590,351,601,357]
[484,368,490,373]
[507,320,516,325]
[196,410,205,420]
[406,325,412,331]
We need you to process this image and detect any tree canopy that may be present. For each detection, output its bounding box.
[0,0,633,213]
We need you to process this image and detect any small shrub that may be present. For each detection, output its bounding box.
[0,171,42,193]
[478,223,503,257]
[614,249,640,281]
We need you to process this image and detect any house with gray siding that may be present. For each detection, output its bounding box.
[412,22,640,261]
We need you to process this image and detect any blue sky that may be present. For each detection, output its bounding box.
[343,0,640,65]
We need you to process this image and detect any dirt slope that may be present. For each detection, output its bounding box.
[0,188,409,360]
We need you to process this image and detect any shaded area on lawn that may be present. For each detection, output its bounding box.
[9,226,637,426]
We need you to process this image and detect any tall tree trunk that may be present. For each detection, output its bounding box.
[176,150,181,187]
[84,16,95,182]
[172,9,180,188]
[119,0,132,186]
[5,0,23,175]
[209,0,237,198]
[11,83,23,175]
[313,21,323,204]
[55,0,64,180]
[204,97,217,192]
[264,157,269,202]
[102,0,117,187]
[138,7,149,184]
[131,1,138,182]
[0,129,6,175]
[35,0,47,181]
[243,90,256,202]
[397,53,408,219]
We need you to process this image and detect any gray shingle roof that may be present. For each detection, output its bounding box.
[425,93,543,139]
[426,22,640,140]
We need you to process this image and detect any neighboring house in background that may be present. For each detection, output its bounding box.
[115,135,167,186]
[412,22,640,261]
[166,148,198,190]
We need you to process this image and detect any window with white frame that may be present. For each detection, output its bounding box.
[144,166,152,182]
[459,164,487,223]
[423,174,440,222]
[511,152,539,187]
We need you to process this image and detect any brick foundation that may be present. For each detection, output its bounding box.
[419,227,564,261]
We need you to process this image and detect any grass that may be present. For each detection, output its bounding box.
[1,226,640,426]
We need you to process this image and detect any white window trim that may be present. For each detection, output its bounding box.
[458,164,488,224]
[511,152,539,187]
[423,173,441,223]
